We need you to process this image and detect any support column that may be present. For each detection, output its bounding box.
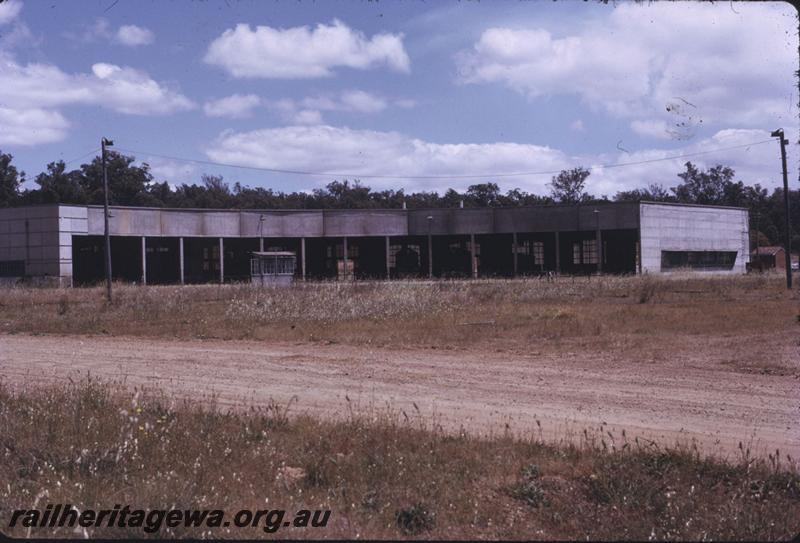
[597,230,603,274]
[300,237,306,281]
[512,232,518,277]
[636,239,642,275]
[470,233,478,279]
[259,237,264,252]
[179,237,184,285]
[554,231,561,275]
[385,236,391,280]
[218,237,224,284]
[427,234,433,279]
[141,236,147,285]
[343,236,349,281]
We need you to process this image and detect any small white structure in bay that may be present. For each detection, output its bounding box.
[250,251,296,286]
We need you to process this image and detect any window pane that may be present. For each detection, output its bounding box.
[582,239,597,264]
[661,251,737,270]
[532,242,544,265]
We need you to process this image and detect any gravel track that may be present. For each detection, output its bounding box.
[1,333,798,457]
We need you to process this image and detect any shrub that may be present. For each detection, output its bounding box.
[395,504,435,535]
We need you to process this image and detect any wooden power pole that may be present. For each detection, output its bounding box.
[771,129,792,289]
[101,137,114,301]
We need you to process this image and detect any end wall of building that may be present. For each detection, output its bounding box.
[0,205,86,286]
[639,203,749,274]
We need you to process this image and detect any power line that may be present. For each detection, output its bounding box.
[63,148,101,166]
[110,139,775,180]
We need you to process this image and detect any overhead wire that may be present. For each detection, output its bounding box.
[110,138,776,180]
[62,148,101,166]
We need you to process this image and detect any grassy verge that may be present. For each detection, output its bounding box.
[1,380,798,540]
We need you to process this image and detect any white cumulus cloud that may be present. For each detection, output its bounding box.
[204,20,410,78]
[292,109,324,125]
[205,124,570,193]
[266,90,396,124]
[0,52,194,145]
[0,0,22,25]
[587,129,783,196]
[88,62,194,115]
[116,24,154,46]
[0,107,69,146]
[147,158,196,185]
[204,124,785,195]
[203,93,261,119]
[456,3,795,132]
[0,55,194,116]
[630,119,671,140]
[338,90,387,113]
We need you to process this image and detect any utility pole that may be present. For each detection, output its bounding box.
[771,129,792,289]
[101,137,114,301]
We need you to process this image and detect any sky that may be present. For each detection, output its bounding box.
[0,0,797,198]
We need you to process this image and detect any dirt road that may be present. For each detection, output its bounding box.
[1,333,798,457]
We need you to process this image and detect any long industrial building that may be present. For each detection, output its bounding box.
[0,201,749,286]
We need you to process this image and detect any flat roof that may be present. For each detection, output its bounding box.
[79,201,637,213]
[1,201,748,213]
[68,200,745,213]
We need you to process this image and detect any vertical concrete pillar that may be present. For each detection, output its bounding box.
[470,233,478,279]
[512,232,518,277]
[141,237,147,285]
[300,237,306,281]
[179,237,185,285]
[385,236,391,280]
[259,237,264,252]
[427,234,433,279]
[218,238,224,284]
[596,229,603,274]
[636,240,642,275]
[24,220,30,265]
[343,236,349,280]
[554,231,561,274]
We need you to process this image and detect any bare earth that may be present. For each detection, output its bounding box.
[1,333,798,458]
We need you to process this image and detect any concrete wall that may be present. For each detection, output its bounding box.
[85,203,640,238]
[639,202,749,273]
[0,205,86,285]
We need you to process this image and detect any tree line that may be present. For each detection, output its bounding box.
[0,150,797,250]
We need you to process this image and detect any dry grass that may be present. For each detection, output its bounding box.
[1,379,798,540]
[1,275,798,382]
[0,274,796,354]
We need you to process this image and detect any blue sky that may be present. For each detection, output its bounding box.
[0,0,797,197]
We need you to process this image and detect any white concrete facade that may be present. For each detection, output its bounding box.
[639,202,749,274]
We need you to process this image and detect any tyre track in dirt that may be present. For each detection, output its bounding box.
[1,333,798,458]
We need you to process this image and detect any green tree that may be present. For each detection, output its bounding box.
[550,167,591,203]
[466,182,501,207]
[500,188,554,206]
[614,183,673,202]
[30,161,87,204]
[79,152,157,206]
[0,151,24,207]
[200,174,234,208]
[671,162,735,205]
